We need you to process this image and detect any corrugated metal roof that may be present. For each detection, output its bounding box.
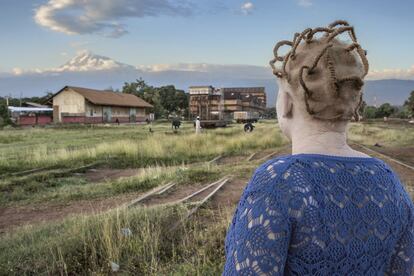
[8,106,53,112]
[58,86,153,108]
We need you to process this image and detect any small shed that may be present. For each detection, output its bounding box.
[8,106,53,126]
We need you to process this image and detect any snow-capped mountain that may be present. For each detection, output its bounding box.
[56,51,134,72]
[0,51,412,106]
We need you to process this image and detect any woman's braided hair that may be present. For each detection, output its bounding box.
[270,20,369,121]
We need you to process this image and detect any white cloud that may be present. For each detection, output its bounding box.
[137,63,211,72]
[12,68,24,76]
[367,65,414,80]
[241,2,254,14]
[12,67,43,76]
[34,0,193,38]
[297,0,312,7]
[138,62,273,79]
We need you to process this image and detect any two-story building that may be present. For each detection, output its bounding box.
[189,86,266,120]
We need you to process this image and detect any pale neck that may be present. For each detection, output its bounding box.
[290,121,367,157]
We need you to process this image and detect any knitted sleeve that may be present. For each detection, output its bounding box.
[386,195,414,276]
[223,159,292,275]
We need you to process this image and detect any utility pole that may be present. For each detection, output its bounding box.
[5,93,12,106]
[20,92,23,107]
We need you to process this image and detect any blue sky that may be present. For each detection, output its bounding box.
[1,0,414,79]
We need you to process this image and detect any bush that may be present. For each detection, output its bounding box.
[0,104,12,126]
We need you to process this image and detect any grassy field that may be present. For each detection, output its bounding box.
[0,121,284,207]
[0,120,412,275]
[0,121,285,275]
[0,122,281,174]
[348,121,414,147]
[0,203,233,275]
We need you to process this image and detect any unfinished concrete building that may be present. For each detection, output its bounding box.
[189,86,266,120]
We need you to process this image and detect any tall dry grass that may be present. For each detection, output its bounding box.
[0,122,285,173]
[0,204,232,275]
[348,123,414,147]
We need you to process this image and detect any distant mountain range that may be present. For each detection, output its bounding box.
[1,51,412,107]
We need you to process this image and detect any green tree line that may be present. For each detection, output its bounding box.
[362,90,414,119]
[122,78,188,119]
[1,85,413,126]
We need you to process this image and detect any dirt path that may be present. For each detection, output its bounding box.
[0,192,141,234]
[83,168,142,182]
[363,146,414,167]
[216,155,248,166]
[7,144,412,234]
[0,149,280,233]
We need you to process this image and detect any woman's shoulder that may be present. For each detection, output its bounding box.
[255,155,295,177]
[246,153,390,195]
[244,155,297,195]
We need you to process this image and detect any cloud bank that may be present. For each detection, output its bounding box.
[241,2,254,15]
[367,66,414,80]
[34,0,193,38]
[4,51,414,82]
[1,52,413,106]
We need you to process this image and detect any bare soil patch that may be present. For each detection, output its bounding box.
[208,178,249,209]
[83,168,142,183]
[250,149,276,161]
[367,146,414,167]
[0,192,141,234]
[216,155,247,165]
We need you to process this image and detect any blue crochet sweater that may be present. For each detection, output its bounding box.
[223,154,414,275]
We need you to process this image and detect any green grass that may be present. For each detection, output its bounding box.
[1,121,412,275]
[0,121,285,207]
[348,122,414,147]
[0,121,284,174]
[0,204,232,275]
[0,121,283,274]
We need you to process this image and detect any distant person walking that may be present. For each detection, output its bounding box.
[195,116,202,134]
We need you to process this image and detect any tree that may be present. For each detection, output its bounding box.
[263,107,277,119]
[375,103,395,118]
[122,79,189,119]
[0,104,12,126]
[404,90,414,116]
[363,106,377,119]
[393,106,411,119]
[157,85,188,115]
[122,78,148,95]
[141,86,165,118]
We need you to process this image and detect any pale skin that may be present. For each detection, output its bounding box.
[276,78,370,158]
